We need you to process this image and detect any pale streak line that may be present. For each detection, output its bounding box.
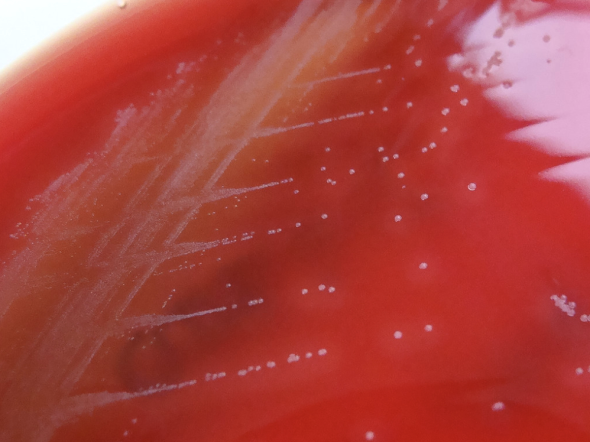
[327,6,361,64]
[361,0,383,22]
[294,66,381,87]
[87,162,169,265]
[319,111,366,124]
[374,0,402,33]
[59,261,167,391]
[58,267,161,392]
[92,240,220,270]
[58,380,197,422]
[166,181,282,214]
[114,240,221,317]
[113,306,228,334]
[255,122,316,138]
[256,110,367,137]
[4,279,88,393]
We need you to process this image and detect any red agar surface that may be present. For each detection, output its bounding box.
[2,0,590,441]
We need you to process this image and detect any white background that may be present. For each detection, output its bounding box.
[0,0,110,73]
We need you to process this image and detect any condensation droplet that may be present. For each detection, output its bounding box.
[394,331,403,339]
[419,262,428,269]
[468,183,477,191]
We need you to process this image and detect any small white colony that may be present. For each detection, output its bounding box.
[491,402,505,411]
